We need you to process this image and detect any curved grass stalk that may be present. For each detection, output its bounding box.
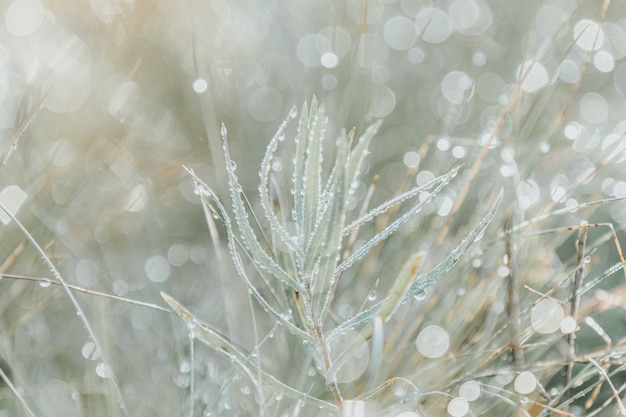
[0,205,130,417]
[161,293,338,412]
[1,273,171,313]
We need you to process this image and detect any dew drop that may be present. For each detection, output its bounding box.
[413,291,426,301]
[531,298,564,334]
[367,290,377,301]
[517,61,549,93]
[220,123,227,137]
[39,279,51,288]
[192,78,208,93]
[560,316,577,334]
[81,341,100,360]
[573,19,604,51]
[447,397,469,417]
[95,362,113,378]
[514,371,537,394]
[416,325,449,358]
[394,385,408,397]
[459,380,481,401]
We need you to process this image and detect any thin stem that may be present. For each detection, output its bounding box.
[565,222,587,404]
[504,214,522,366]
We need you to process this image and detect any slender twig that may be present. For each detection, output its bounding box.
[504,214,522,366]
[0,273,171,313]
[565,222,588,403]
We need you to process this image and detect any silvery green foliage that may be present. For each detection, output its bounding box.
[163,97,501,414]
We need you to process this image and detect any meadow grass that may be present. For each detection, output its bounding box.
[1,1,626,417]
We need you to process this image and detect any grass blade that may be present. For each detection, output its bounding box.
[219,126,306,295]
[0,204,130,417]
[404,189,503,299]
[161,293,338,412]
[336,165,461,275]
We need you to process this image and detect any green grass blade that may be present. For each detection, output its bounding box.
[330,190,501,341]
[258,105,298,254]
[342,165,461,237]
[345,120,382,193]
[404,189,503,299]
[336,165,461,274]
[186,168,313,341]
[311,133,350,319]
[362,251,425,340]
[302,100,325,250]
[219,125,306,294]
[329,252,424,342]
[293,99,311,242]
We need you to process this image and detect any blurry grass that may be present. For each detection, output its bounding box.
[0,0,626,417]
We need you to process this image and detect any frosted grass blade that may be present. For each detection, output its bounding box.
[258,105,297,254]
[312,133,350,319]
[293,99,312,242]
[404,189,503,299]
[302,100,325,250]
[342,165,462,237]
[302,128,349,277]
[220,126,306,295]
[345,120,382,194]
[186,168,313,341]
[336,165,460,275]
[161,293,337,412]
[330,190,502,340]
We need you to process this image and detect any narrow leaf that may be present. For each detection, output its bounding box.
[258,106,297,253]
[336,165,461,274]
[186,168,312,341]
[361,251,425,340]
[312,133,350,319]
[293,99,312,240]
[330,190,502,340]
[342,166,460,237]
[404,189,503,299]
[302,101,325,249]
[345,120,382,193]
[220,127,305,294]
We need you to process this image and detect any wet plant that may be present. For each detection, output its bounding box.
[162,96,503,416]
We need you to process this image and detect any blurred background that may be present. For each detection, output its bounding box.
[1,0,626,416]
